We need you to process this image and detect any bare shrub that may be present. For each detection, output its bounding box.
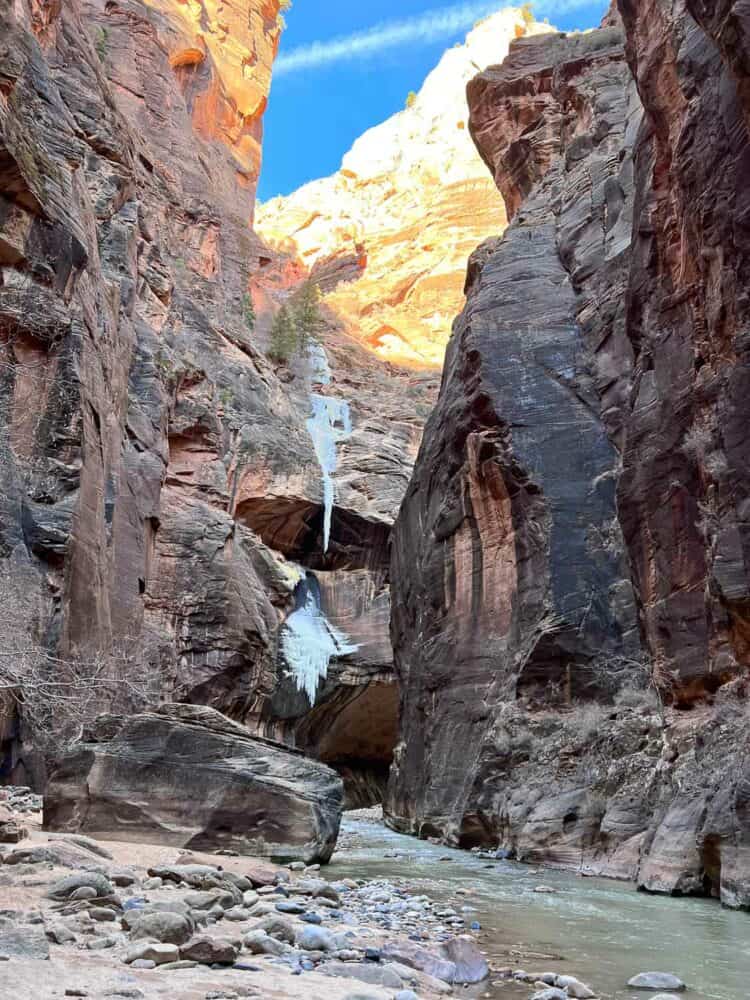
[681,424,713,462]
[0,564,161,761]
[614,683,659,711]
[568,701,609,741]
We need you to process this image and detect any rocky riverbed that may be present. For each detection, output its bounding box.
[0,792,701,1000]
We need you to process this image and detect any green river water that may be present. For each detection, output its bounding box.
[328,813,750,1000]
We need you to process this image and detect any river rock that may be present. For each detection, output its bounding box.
[627,973,685,991]
[532,990,567,1000]
[557,975,596,998]
[128,911,193,945]
[296,924,335,951]
[440,935,489,983]
[381,940,456,983]
[125,942,179,965]
[46,873,114,900]
[244,930,291,956]
[179,935,238,965]
[44,704,343,863]
[321,961,404,989]
[256,915,296,943]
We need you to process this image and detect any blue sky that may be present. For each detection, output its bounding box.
[258,1,610,202]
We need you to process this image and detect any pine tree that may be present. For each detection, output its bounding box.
[292,281,322,354]
[268,305,297,364]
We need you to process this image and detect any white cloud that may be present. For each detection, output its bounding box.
[274,1,596,77]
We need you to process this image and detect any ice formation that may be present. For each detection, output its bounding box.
[305,344,353,552]
[281,574,357,703]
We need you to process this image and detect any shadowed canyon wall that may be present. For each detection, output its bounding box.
[387,4,750,908]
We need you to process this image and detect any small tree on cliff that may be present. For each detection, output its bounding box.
[268,304,297,364]
[242,292,256,333]
[291,280,322,354]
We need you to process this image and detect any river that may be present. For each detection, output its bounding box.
[329,811,750,1000]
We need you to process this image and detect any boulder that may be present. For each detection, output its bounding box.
[627,973,685,991]
[321,961,404,988]
[45,873,114,900]
[381,940,457,983]
[44,704,343,863]
[128,911,193,945]
[440,935,489,983]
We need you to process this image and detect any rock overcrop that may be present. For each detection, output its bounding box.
[44,704,343,863]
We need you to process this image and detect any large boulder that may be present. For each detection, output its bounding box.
[43,704,343,863]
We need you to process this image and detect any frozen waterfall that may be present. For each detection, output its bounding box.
[281,573,357,704]
[306,344,353,553]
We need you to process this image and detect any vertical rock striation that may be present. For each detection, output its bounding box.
[388,2,750,906]
[388,23,641,846]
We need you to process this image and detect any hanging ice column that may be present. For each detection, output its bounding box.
[281,574,357,703]
[305,343,353,552]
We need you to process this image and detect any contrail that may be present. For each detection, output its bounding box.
[274,0,596,77]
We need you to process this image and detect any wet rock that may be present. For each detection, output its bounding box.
[556,974,596,998]
[90,907,117,922]
[627,973,685,991]
[45,705,343,863]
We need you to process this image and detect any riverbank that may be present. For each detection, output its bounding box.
[0,796,493,1000]
[331,810,749,1000]
[1,798,746,1000]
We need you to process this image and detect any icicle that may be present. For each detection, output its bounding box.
[304,344,353,553]
[281,574,357,704]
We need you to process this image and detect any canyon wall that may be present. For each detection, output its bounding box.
[388,4,750,908]
[257,10,553,367]
[0,0,422,798]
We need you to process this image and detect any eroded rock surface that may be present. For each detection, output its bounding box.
[388,2,750,908]
[44,703,343,862]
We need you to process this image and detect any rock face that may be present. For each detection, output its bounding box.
[0,0,424,797]
[388,3,750,907]
[257,10,554,367]
[44,703,343,862]
[389,22,641,843]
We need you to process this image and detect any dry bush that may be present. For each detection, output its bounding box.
[0,565,160,761]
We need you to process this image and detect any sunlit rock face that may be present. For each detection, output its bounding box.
[141,0,283,193]
[256,10,554,367]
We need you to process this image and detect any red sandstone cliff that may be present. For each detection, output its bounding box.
[0,0,422,802]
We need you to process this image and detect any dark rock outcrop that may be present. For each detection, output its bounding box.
[388,2,750,908]
[43,703,343,863]
[388,24,641,845]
